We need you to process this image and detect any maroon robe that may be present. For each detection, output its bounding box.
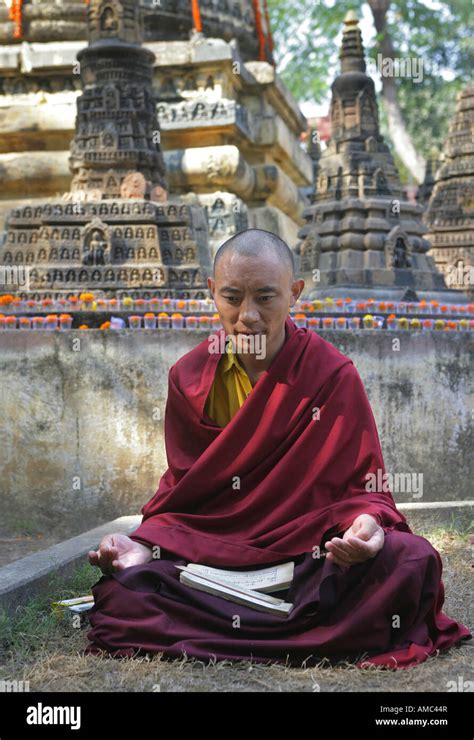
[85,316,471,669]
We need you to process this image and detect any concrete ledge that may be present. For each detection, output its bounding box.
[398,501,474,532]
[0,503,472,616]
[0,515,141,616]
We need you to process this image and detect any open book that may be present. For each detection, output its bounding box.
[175,561,295,617]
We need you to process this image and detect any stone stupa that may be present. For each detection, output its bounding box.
[296,11,450,301]
[424,84,474,294]
[0,0,311,253]
[0,0,212,300]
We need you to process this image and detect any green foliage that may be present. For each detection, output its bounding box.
[267,0,473,158]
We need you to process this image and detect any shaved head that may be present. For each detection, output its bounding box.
[207,227,305,373]
[213,229,295,281]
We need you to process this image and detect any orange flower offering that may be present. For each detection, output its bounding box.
[26,300,37,308]
[356,302,366,311]
[176,300,187,310]
[158,312,171,328]
[100,321,111,330]
[41,298,54,307]
[80,293,94,302]
[59,314,73,330]
[172,313,185,328]
[5,316,17,327]
[79,324,89,330]
[0,295,14,305]
[440,305,448,313]
[185,316,198,328]
[135,299,146,308]
[144,312,157,328]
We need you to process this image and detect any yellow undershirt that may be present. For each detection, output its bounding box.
[204,337,254,427]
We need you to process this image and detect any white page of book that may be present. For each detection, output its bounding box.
[185,561,294,591]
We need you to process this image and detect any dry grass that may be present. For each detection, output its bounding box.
[0,527,472,692]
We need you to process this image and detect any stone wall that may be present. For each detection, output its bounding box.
[0,329,471,538]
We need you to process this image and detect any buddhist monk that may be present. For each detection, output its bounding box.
[85,228,471,669]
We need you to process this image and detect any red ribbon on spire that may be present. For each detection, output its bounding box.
[252,0,266,61]
[191,0,203,33]
[263,0,275,61]
[9,0,23,39]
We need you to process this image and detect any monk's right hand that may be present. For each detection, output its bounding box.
[88,534,153,574]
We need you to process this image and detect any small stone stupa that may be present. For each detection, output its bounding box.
[0,0,212,300]
[296,12,446,300]
[424,84,474,294]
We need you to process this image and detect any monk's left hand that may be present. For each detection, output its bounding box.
[325,514,384,568]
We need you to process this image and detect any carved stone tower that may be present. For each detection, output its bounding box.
[424,84,474,294]
[296,11,447,299]
[0,0,212,300]
[69,0,167,199]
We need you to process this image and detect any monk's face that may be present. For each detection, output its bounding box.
[208,250,304,358]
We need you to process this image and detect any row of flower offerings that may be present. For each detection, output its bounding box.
[293,314,473,331]
[1,313,473,331]
[295,298,473,316]
[1,294,472,317]
[0,294,216,314]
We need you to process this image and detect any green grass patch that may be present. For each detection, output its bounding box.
[0,562,99,666]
